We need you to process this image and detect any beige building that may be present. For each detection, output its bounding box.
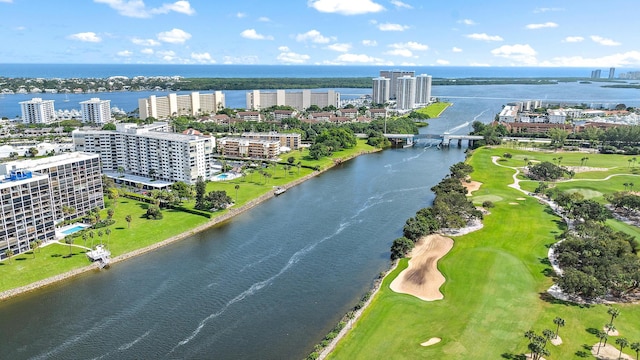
[246,90,340,111]
[241,132,301,150]
[138,91,225,120]
[217,137,280,159]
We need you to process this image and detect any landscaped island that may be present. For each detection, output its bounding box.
[326,147,640,359]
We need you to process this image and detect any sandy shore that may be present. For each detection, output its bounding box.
[389,234,454,301]
[0,149,379,302]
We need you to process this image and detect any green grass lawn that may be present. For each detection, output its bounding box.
[414,102,452,118]
[0,140,377,294]
[329,146,640,359]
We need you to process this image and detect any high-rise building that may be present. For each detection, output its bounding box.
[72,122,215,184]
[379,70,415,99]
[372,77,391,105]
[396,76,416,111]
[246,90,340,111]
[80,98,112,124]
[591,69,602,79]
[415,74,432,105]
[609,67,616,79]
[138,91,225,120]
[19,97,56,124]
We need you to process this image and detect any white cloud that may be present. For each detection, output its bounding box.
[236,12,246,18]
[0,0,13,3]
[278,46,290,51]
[277,51,310,64]
[68,32,102,43]
[539,51,640,67]
[525,22,558,29]
[191,52,215,63]
[534,7,563,13]
[591,35,621,46]
[157,50,176,61]
[117,50,133,57]
[469,62,491,66]
[15,26,26,31]
[131,37,161,46]
[222,55,259,64]
[334,53,383,63]
[385,49,413,57]
[141,48,154,54]
[327,43,352,52]
[157,28,191,43]
[389,41,428,51]
[452,47,463,52]
[151,1,194,15]
[296,29,331,43]
[491,44,537,65]
[258,16,271,22]
[362,39,377,46]
[562,36,584,43]
[390,0,412,9]
[378,23,409,31]
[466,33,503,41]
[436,59,450,65]
[240,29,274,40]
[94,0,195,18]
[308,0,385,15]
[458,19,476,25]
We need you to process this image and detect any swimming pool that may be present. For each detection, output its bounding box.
[61,225,87,235]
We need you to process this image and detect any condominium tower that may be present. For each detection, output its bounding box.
[72,122,216,184]
[415,74,432,105]
[19,97,56,124]
[372,77,391,105]
[80,98,112,124]
[138,91,225,120]
[379,70,415,99]
[246,90,340,111]
[396,76,416,111]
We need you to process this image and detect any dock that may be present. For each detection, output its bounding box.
[86,245,111,268]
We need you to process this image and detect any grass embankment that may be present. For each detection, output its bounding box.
[0,140,377,294]
[328,147,640,359]
[414,102,451,119]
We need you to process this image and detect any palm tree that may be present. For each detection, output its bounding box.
[631,182,635,192]
[4,249,13,263]
[634,157,638,168]
[105,228,112,249]
[630,342,640,360]
[64,237,74,256]
[607,324,617,336]
[608,307,621,327]
[553,317,565,339]
[117,166,125,177]
[297,161,301,175]
[29,241,36,258]
[616,338,629,360]
[89,231,95,248]
[542,329,555,347]
[624,183,630,191]
[97,230,104,246]
[82,232,88,247]
[629,159,633,168]
[107,208,115,219]
[234,184,240,203]
[125,214,132,229]
[597,330,608,355]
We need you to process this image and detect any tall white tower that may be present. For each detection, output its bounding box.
[80,98,112,124]
[20,98,56,124]
[415,74,432,105]
[372,77,390,105]
[396,76,416,111]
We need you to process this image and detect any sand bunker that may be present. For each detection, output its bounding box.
[509,202,519,205]
[604,326,620,336]
[420,337,441,347]
[591,343,633,360]
[390,235,453,301]
[516,197,526,201]
[463,181,482,196]
[550,336,562,346]
[566,166,609,174]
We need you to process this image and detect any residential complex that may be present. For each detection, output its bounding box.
[72,122,216,184]
[216,137,280,159]
[245,90,340,111]
[241,132,301,150]
[19,97,56,124]
[396,76,416,111]
[375,70,432,110]
[415,74,432,105]
[138,91,225,120]
[0,152,104,259]
[80,98,112,124]
[379,70,415,99]
[372,77,391,105]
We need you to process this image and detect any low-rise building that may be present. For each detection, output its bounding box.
[241,131,301,150]
[217,137,280,159]
[236,111,262,121]
[273,110,298,121]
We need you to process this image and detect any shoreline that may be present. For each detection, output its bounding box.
[0,148,380,302]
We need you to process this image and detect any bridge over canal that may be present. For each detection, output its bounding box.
[384,133,484,147]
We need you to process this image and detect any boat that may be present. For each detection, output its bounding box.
[63,93,70,102]
[274,187,286,195]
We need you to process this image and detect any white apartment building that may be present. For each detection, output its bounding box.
[372,77,391,105]
[246,90,340,111]
[80,98,112,124]
[72,122,215,184]
[396,76,416,111]
[20,97,56,124]
[415,74,432,105]
[1,153,104,224]
[138,91,225,120]
[379,70,415,99]
[241,132,301,150]
[217,137,280,159]
[498,105,519,123]
[0,170,55,259]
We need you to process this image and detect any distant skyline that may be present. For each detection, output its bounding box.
[1,0,639,67]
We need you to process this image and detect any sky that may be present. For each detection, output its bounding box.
[1,0,639,67]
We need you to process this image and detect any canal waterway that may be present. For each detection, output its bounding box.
[1,83,638,359]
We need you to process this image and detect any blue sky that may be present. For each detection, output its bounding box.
[1,0,639,67]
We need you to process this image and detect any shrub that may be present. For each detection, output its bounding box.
[482,200,495,208]
[503,152,512,158]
